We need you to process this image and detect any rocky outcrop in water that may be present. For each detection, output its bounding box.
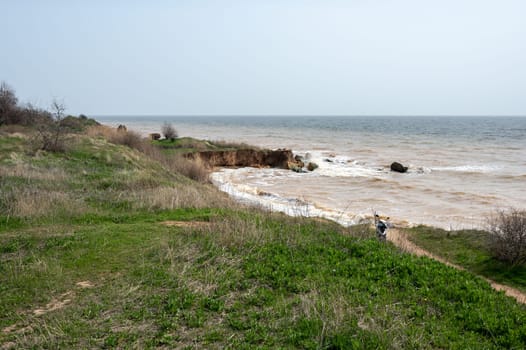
[391,162,408,173]
[186,149,303,169]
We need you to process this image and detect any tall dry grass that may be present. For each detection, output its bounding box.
[86,125,144,150]
[204,212,271,249]
[211,140,260,150]
[127,185,232,211]
[0,163,68,182]
[2,189,87,218]
[87,125,210,182]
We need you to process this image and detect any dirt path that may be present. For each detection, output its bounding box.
[388,229,526,304]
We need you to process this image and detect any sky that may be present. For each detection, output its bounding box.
[2,0,526,116]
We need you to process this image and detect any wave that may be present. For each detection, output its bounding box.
[211,170,373,227]
[430,165,503,174]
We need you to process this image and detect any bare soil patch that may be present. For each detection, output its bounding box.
[2,280,97,337]
[160,220,210,229]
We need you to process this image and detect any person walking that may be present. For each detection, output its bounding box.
[375,214,388,242]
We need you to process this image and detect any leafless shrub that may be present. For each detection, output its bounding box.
[36,100,68,152]
[487,208,526,266]
[161,122,178,140]
[1,82,55,127]
[0,82,19,125]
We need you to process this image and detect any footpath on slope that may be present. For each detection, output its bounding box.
[387,228,526,305]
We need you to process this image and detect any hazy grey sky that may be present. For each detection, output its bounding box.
[2,0,526,116]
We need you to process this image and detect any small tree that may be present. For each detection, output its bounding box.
[0,82,19,125]
[487,209,526,266]
[161,122,178,141]
[37,100,67,152]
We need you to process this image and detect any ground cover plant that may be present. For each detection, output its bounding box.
[152,137,258,153]
[405,226,526,293]
[1,129,525,349]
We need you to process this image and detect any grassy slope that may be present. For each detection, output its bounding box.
[405,226,526,293]
[1,133,525,349]
[152,137,257,155]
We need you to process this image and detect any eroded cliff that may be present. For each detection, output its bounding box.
[186,149,301,169]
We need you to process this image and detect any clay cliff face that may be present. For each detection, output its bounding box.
[186,149,300,169]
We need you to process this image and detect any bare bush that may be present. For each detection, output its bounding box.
[161,122,178,140]
[0,82,19,125]
[36,100,68,152]
[487,209,526,266]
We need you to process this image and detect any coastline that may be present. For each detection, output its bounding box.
[2,123,525,348]
[99,116,526,231]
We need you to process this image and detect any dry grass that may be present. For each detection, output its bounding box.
[0,124,32,136]
[127,185,232,210]
[211,140,260,150]
[298,288,352,348]
[87,125,211,183]
[86,125,144,150]
[202,211,274,249]
[142,144,210,183]
[0,163,68,182]
[7,190,87,218]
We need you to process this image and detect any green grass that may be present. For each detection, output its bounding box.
[406,226,526,293]
[152,137,257,154]
[1,212,525,348]
[1,131,525,348]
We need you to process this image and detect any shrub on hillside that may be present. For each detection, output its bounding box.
[0,82,19,125]
[36,100,68,152]
[61,115,100,132]
[161,122,178,141]
[113,129,144,149]
[487,208,526,266]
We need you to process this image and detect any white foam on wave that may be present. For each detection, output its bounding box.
[297,151,385,178]
[211,169,371,227]
[430,164,503,174]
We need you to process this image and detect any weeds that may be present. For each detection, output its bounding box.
[406,225,526,292]
[488,208,526,266]
[87,125,211,182]
[1,128,525,349]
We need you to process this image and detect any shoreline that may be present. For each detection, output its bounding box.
[210,166,477,231]
[103,119,514,231]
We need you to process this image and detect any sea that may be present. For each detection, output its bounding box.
[97,116,526,230]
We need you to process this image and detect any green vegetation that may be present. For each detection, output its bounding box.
[0,126,525,348]
[153,137,258,154]
[405,226,526,293]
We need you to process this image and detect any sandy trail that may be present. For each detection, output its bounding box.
[388,228,526,304]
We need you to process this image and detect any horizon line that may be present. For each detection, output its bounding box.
[94,114,526,118]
